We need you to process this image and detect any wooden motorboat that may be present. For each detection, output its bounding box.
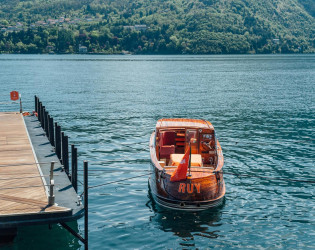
[149,118,225,211]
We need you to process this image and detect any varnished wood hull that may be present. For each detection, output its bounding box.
[149,177,225,211]
[149,119,225,211]
[149,163,225,211]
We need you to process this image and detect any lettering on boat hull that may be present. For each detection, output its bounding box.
[178,183,201,193]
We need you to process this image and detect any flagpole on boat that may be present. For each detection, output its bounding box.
[188,138,196,177]
[188,141,192,177]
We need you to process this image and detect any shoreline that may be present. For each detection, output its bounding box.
[0,52,314,56]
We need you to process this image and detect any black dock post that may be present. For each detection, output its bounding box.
[84,161,89,250]
[38,102,42,122]
[43,108,46,131]
[71,145,78,192]
[34,96,37,113]
[62,132,69,176]
[19,95,22,113]
[55,123,61,161]
[41,106,45,129]
[44,110,49,136]
[49,116,55,146]
[37,98,40,115]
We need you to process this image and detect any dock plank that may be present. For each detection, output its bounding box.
[0,112,70,218]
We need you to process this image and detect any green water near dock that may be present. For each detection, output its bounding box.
[0,54,314,249]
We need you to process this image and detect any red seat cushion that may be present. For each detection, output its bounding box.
[160,131,176,146]
[160,145,175,159]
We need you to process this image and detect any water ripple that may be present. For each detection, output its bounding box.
[0,54,314,249]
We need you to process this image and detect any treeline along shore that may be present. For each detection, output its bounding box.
[0,0,314,54]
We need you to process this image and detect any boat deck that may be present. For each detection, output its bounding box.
[0,112,83,228]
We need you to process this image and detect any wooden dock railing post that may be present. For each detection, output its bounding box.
[48,161,55,206]
[84,161,89,250]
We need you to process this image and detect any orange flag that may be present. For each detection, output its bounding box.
[170,147,190,182]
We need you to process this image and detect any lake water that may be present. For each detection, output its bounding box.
[0,54,314,249]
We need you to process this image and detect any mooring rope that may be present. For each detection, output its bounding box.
[222,138,314,146]
[84,169,315,190]
[77,169,151,173]
[1,162,313,189]
[218,171,315,184]
[88,173,152,189]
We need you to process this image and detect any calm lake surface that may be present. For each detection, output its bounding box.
[0,54,314,249]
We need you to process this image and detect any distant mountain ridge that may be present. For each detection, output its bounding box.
[0,0,314,54]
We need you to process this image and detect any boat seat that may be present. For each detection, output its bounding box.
[169,154,203,167]
[159,131,176,146]
[160,145,175,159]
[159,131,176,159]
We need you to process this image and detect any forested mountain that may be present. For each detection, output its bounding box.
[0,0,314,54]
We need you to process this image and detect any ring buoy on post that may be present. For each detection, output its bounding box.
[10,91,19,101]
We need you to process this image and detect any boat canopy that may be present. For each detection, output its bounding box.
[156,118,214,130]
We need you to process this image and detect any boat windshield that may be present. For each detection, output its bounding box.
[186,129,197,141]
[186,129,198,154]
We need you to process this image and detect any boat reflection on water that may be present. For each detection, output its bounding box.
[147,192,225,242]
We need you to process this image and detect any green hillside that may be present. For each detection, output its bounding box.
[0,0,314,54]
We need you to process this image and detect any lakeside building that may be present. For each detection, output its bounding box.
[272,39,280,44]
[79,45,88,53]
[123,24,147,31]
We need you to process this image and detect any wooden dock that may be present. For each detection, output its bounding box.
[0,95,88,248]
[0,110,84,231]
[0,112,70,218]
